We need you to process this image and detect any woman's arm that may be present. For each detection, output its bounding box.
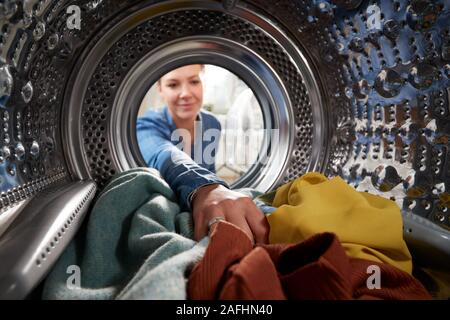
[137,115,227,211]
[137,114,269,244]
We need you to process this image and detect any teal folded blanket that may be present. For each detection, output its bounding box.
[42,168,208,300]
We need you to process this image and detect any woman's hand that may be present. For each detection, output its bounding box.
[191,184,269,244]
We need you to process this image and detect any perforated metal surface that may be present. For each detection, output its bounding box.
[0,0,81,209]
[255,0,356,179]
[250,0,450,231]
[325,0,450,229]
[77,7,316,188]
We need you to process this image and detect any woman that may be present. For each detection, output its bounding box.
[137,64,268,244]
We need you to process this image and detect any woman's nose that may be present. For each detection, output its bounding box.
[179,84,192,99]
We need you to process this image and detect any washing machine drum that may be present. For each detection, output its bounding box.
[0,0,449,298]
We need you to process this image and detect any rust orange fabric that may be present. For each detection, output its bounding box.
[187,221,431,300]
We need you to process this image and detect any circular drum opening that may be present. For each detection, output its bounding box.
[136,64,265,186]
[64,1,327,193]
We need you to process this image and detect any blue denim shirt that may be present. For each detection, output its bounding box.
[136,106,228,211]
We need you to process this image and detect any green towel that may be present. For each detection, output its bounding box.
[42,168,206,300]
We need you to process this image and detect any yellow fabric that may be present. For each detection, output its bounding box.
[267,172,413,274]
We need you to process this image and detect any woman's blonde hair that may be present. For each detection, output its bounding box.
[157,64,204,85]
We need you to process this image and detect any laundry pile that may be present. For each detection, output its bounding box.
[189,223,428,299]
[42,168,206,299]
[42,168,431,299]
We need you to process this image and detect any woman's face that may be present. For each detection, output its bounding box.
[158,64,204,122]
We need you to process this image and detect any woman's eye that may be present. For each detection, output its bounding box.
[167,83,177,88]
[191,80,200,85]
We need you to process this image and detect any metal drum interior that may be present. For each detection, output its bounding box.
[0,0,449,299]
